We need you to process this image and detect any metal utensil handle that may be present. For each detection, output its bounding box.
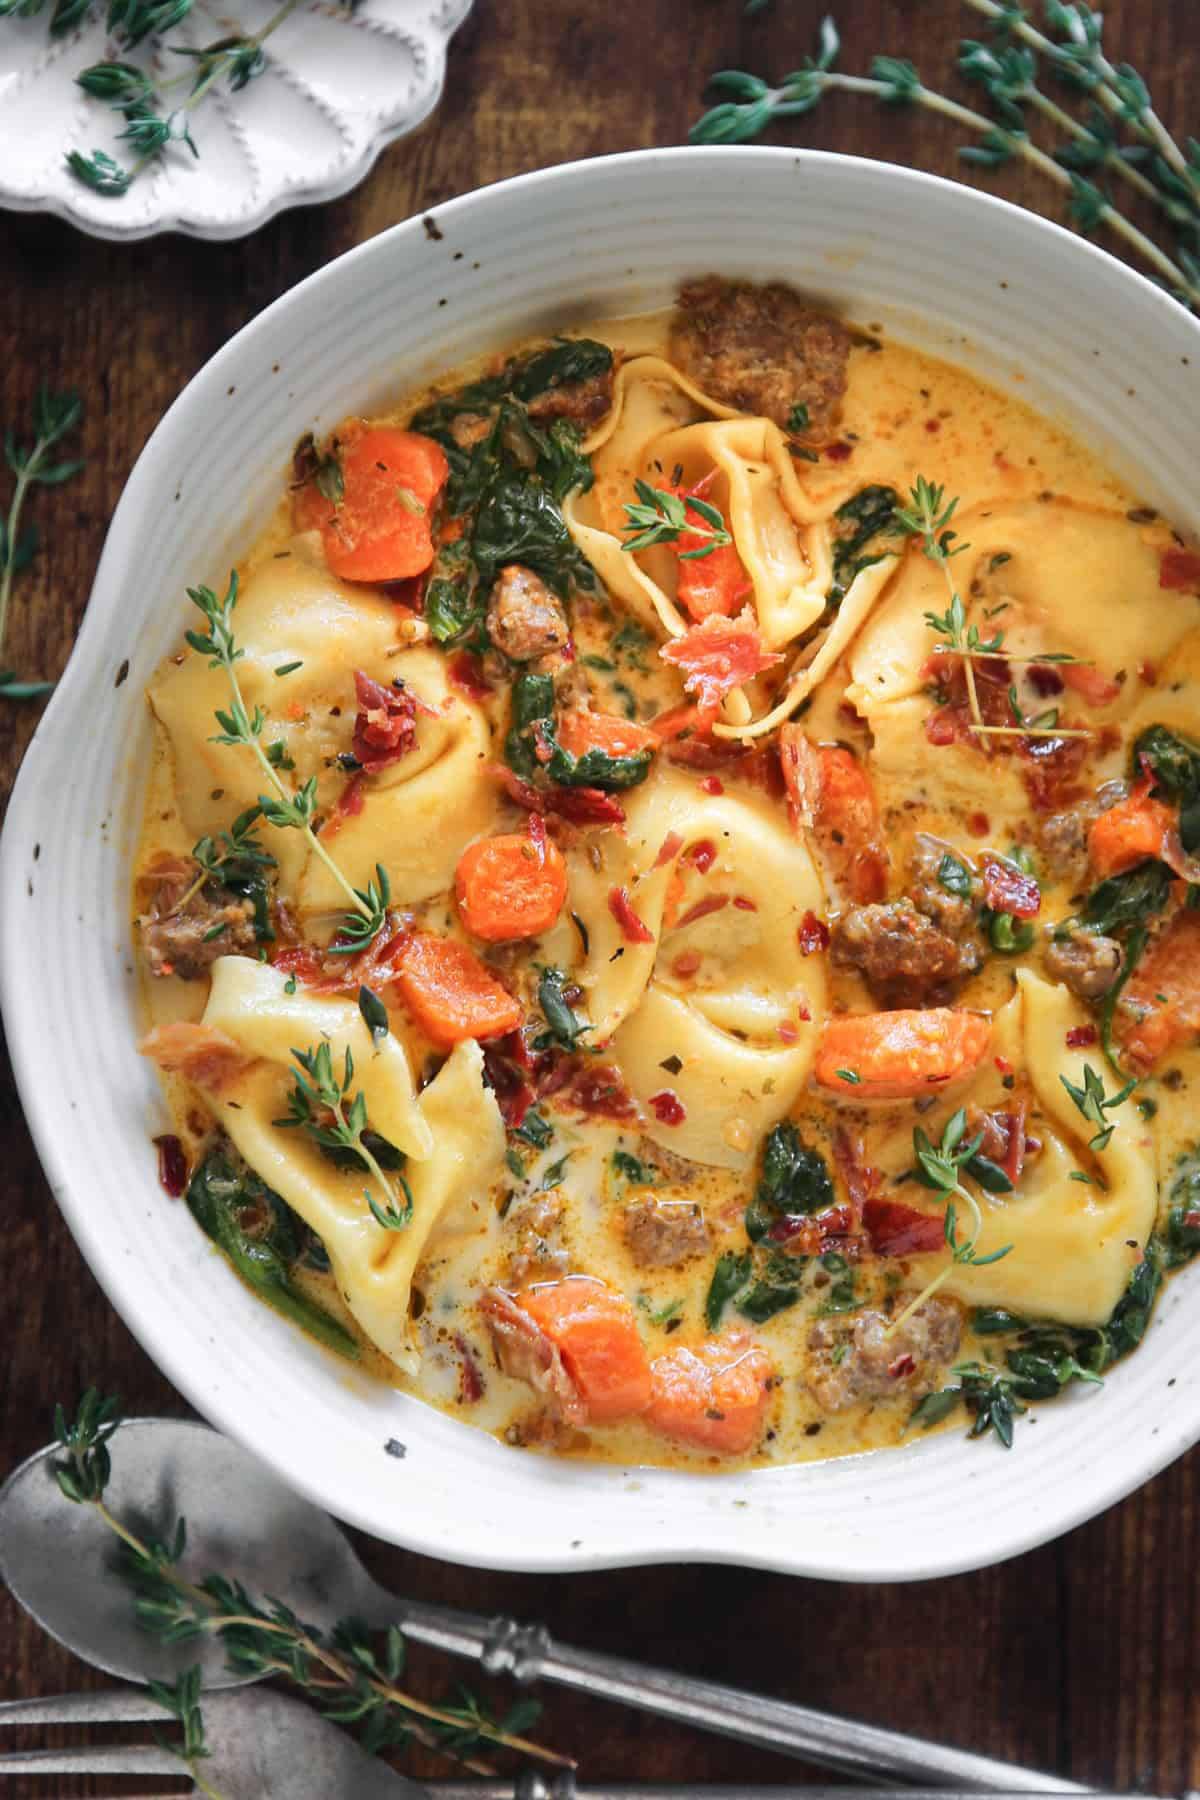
[396,1603,1088,1794]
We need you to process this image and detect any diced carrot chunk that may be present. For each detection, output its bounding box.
[555,710,660,760]
[1087,791,1173,877]
[393,932,521,1049]
[515,1277,651,1424]
[455,817,567,943]
[644,1331,772,1455]
[780,728,888,902]
[815,1008,992,1100]
[1120,910,1200,1069]
[297,424,448,583]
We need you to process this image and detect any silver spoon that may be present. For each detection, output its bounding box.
[0,1417,1085,1792]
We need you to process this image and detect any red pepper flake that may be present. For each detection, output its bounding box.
[924,419,941,435]
[685,838,718,874]
[967,811,990,838]
[153,1133,188,1198]
[649,1089,686,1125]
[1066,1024,1098,1048]
[1159,546,1200,591]
[796,1003,812,1022]
[672,950,702,978]
[1184,1210,1200,1232]
[1027,665,1064,698]
[995,1055,1013,1075]
[825,440,853,462]
[700,775,724,795]
[732,895,757,911]
[608,885,654,943]
[888,1352,916,1379]
[798,910,830,955]
[676,893,730,928]
[777,1021,799,1044]
[531,718,555,765]
[981,854,1041,919]
[549,785,627,826]
[351,669,433,773]
[1138,660,1157,686]
[654,831,684,868]
[447,650,492,703]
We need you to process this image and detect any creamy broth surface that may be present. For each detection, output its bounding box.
[136,285,1200,1469]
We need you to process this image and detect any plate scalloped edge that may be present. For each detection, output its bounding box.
[0,0,472,242]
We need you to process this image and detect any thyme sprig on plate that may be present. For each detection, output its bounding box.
[279,1037,414,1233]
[691,8,1200,312]
[15,0,319,197]
[0,384,84,701]
[622,479,733,560]
[52,1391,567,1775]
[889,1108,1014,1334]
[186,572,386,950]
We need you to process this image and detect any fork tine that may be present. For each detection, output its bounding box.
[0,1742,182,1775]
[0,1688,167,1727]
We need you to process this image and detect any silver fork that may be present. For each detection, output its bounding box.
[0,1692,1163,1800]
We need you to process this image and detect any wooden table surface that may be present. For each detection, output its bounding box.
[2,1,1198,1793]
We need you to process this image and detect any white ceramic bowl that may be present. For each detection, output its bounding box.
[5,148,1199,1580]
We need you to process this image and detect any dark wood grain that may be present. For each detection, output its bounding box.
[2,2,1198,1793]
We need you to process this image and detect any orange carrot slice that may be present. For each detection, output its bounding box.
[516,1277,652,1424]
[455,817,567,943]
[644,1331,772,1455]
[393,932,521,1049]
[780,728,888,903]
[1120,910,1200,1069]
[555,710,660,760]
[1088,788,1174,877]
[815,1008,992,1100]
[296,424,448,583]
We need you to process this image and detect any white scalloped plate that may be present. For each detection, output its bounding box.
[3,150,1199,1577]
[0,0,470,241]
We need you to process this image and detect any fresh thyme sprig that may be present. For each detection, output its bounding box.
[622,479,733,561]
[62,0,310,197]
[280,1039,414,1232]
[186,572,385,948]
[52,1392,568,1775]
[690,11,1200,312]
[147,1666,226,1800]
[889,1108,1014,1334]
[1060,1059,1135,1152]
[0,383,84,701]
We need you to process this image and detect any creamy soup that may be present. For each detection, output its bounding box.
[136,278,1200,1468]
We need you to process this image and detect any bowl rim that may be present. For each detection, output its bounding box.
[5,143,1199,1580]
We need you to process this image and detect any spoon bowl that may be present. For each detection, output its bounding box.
[0,1416,389,1686]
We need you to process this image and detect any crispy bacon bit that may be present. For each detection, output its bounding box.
[479,1287,586,1425]
[863,1197,945,1258]
[798,911,831,955]
[888,1352,916,1379]
[608,885,654,943]
[701,775,724,795]
[482,1030,535,1128]
[153,1134,188,1198]
[968,1101,1030,1189]
[488,763,627,827]
[660,611,782,723]
[733,895,757,911]
[1066,1024,1098,1048]
[321,770,366,839]
[563,1062,639,1121]
[981,854,1041,919]
[675,893,729,929]
[686,839,718,874]
[1018,728,1094,815]
[351,670,434,773]
[273,922,412,994]
[1028,665,1065,698]
[649,1089,686,1126]
[655,831,684,868]
[768,1202,855,1256]
[1060,663,1120,707]
[925,705,972,747]
[967,812,989,838]
[139,1022,254,1094]
[1159,546,1200,590]
[454,1332,486,1404]
[824,440,853,462]
[447,651,493,702]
